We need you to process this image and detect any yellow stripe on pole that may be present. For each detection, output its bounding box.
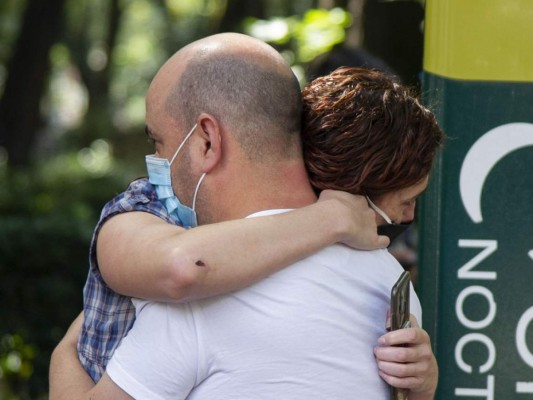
[424,0,533,82]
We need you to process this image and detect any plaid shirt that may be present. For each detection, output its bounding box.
[77,178,181,382]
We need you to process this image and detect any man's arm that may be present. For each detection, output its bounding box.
[374,316,438,400]
[99,190,389,301]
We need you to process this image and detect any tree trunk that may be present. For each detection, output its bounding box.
[68,0,122,147]
[0,0,66,167]
[345,0,365,47]
[217,0,266,33]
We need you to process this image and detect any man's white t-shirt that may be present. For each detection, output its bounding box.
[107,210,422,400]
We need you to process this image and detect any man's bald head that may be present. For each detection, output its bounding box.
[150,33,302,162]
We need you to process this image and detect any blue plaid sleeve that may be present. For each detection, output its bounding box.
[77,178,182,382]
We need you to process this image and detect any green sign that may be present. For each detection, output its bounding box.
[420,1,533,398]
[420,75,533,399]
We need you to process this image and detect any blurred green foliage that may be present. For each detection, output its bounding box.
[0,151,134,398]
[0,2,353,396]
[0,0,423,398]
[246,8,351,62]
[0,334,37,400]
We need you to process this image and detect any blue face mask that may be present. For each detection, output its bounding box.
[145,123,206,228]
[366,196,411,245]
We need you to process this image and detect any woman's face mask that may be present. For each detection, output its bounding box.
[366,196,412,245]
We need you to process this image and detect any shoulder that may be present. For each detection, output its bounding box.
[104,178,158,214]
[98,178,174,225]
[310,244,395,266]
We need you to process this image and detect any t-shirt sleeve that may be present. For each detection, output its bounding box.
[106,301,200,400]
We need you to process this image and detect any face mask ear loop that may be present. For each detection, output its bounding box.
[366,196,393,225]
[169,123,198,165]
[192,173,206,212]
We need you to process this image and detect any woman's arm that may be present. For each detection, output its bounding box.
[49,312,133,400]
[49,313,95,400]
[98,190,389,301]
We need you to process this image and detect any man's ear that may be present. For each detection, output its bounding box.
[196,113,222,173]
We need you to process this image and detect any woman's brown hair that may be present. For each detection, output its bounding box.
[302,67,445,199]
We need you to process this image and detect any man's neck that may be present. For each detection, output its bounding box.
[208,161,317,223]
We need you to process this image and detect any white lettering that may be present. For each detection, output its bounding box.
[516,381,533,393]
[455,241,499,398]
[458,240,497,280]
[455,333,496,374]
[456,286,497,329]
[516,306,533,367]
[455,374,494,399]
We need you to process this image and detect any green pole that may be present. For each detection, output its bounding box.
[419,1,533,398]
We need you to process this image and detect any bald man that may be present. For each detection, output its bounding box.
[50,33,436,399]
[70,33,386,385]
